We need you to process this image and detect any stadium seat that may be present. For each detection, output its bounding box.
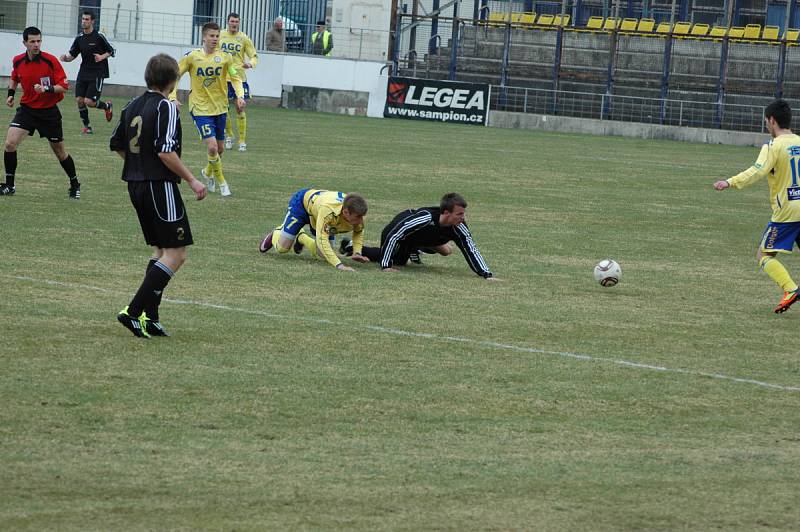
[518,12,536,25]
[488,11,510,25]
[689,23,709,38]
[620,18,638,33]
[585,16,604,31]
[785,28,800,45]
[762,25,779,41]
[553,14,570,27]
[728,26,745,39]
[673,21,691,37]
[709,26,728,40]
[537,14,555,26]
[510,12,525,24]
[637,18,656,33]
[743,24,761,40]
[602,17,620,31]
[655,22,672,35]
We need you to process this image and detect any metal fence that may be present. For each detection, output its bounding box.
[0,0,391,61]
[395,14,797,132]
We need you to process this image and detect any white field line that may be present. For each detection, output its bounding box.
[12,275,800,393]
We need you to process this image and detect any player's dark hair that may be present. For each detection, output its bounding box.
[82,10,96,20]
[227,12,240,20]
[202,22,220,35]
[343,194,368,216]
[765,99,792,129]
[22,26,41,42]
[440,193,467,213]
[144,54,180,91]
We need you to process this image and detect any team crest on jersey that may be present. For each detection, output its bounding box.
[214,55,222,63]
[324,224,339,235]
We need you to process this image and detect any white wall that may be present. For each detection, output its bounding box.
[331,0,392,61]
[0,32,389,118]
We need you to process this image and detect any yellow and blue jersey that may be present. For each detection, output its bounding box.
[303,189,364,267]
[169,48,243,116]
[728,133,800,223]
[219,30,258,82]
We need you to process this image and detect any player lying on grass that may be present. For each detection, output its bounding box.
[714,99,800,313]
[259,188,369,272]
[340,192,497,280]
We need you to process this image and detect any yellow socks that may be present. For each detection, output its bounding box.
[225,107,234,138]
[760,256,798,292]
[208,154,225,185]
[297,231,317,257]
[274,229,291,253]
[236,112,247,143]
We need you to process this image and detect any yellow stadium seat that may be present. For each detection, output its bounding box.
[785,28,800,45]
[553,14,570,27]
[728,26,745,38]
[518,12,536,25]
[762,25,779,40]
[709,26,728,39]
[488,11,510,25]
[620,18,638,32]
[673,21,691,36]
[602,17,620,31]
[690,23,709,37]
[585,16,604,31]
[655,22,672,34]
[637,18,656,32]
[743,24,761,40]
[537,14,555,26]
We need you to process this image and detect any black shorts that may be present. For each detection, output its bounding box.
[127,180,194,248]
[10,105,63,142]
[75,78,105,101]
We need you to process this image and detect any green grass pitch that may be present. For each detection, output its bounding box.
[1,99,799,530]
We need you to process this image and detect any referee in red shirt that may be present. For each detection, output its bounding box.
[2,26,80,198]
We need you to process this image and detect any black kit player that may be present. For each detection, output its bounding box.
[2,26,80,198]
[60,10,115,134]
[110,53,207,338]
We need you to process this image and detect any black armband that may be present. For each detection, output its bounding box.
[46,85,55,93]
[7,88,14,98]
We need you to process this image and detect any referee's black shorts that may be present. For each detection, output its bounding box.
[10,105,64,142]
[75,77,105,102]
[128,180,194,248]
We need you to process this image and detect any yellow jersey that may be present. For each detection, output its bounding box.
[170,48,243,116]
[728,133,800,223]
[219,30,258,82]
[303,189,365,267]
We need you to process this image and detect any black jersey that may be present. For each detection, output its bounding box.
[379,207,492,277]
[110,90,182,183]
[68,30,114,80]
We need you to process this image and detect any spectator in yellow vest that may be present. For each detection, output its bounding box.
[311,21,333,56]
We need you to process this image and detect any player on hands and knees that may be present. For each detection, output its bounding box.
[169,22,244,197]
[111,53,207,337]
[714,99,800,313]
[259,189,369,272]
[60,10,115,134]
[346,193,497,280]
[3,27,80,199]
[219,12,258,152]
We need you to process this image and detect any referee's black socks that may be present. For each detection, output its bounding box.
[59,155,77,181]
[95,101,109,110]
[4,151,16,188]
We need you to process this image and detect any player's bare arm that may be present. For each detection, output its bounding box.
[6,80,18,107]
[158,152,207,201]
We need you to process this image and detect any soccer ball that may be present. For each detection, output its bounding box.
[594,259,621,287]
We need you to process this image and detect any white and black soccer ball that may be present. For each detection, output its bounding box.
[594,259,621,287]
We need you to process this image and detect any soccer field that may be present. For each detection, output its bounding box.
[1,101,799,530]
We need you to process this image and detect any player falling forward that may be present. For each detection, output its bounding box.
[111,53,207,338]
[219,12,258,152]
[2,26,80,199]
[714,99,800,313]
[170,22,244,197]
[60,10,115,134]
[259,189,370,271]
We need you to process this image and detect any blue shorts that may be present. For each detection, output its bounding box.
[228,81,250,100]
[191,113,227,140]
[759,221,800,253]
[279,188,312,238]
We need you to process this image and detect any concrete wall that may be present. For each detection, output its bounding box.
[0,31,389,117]
[331,0,392,61]
[489,110,767,147]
